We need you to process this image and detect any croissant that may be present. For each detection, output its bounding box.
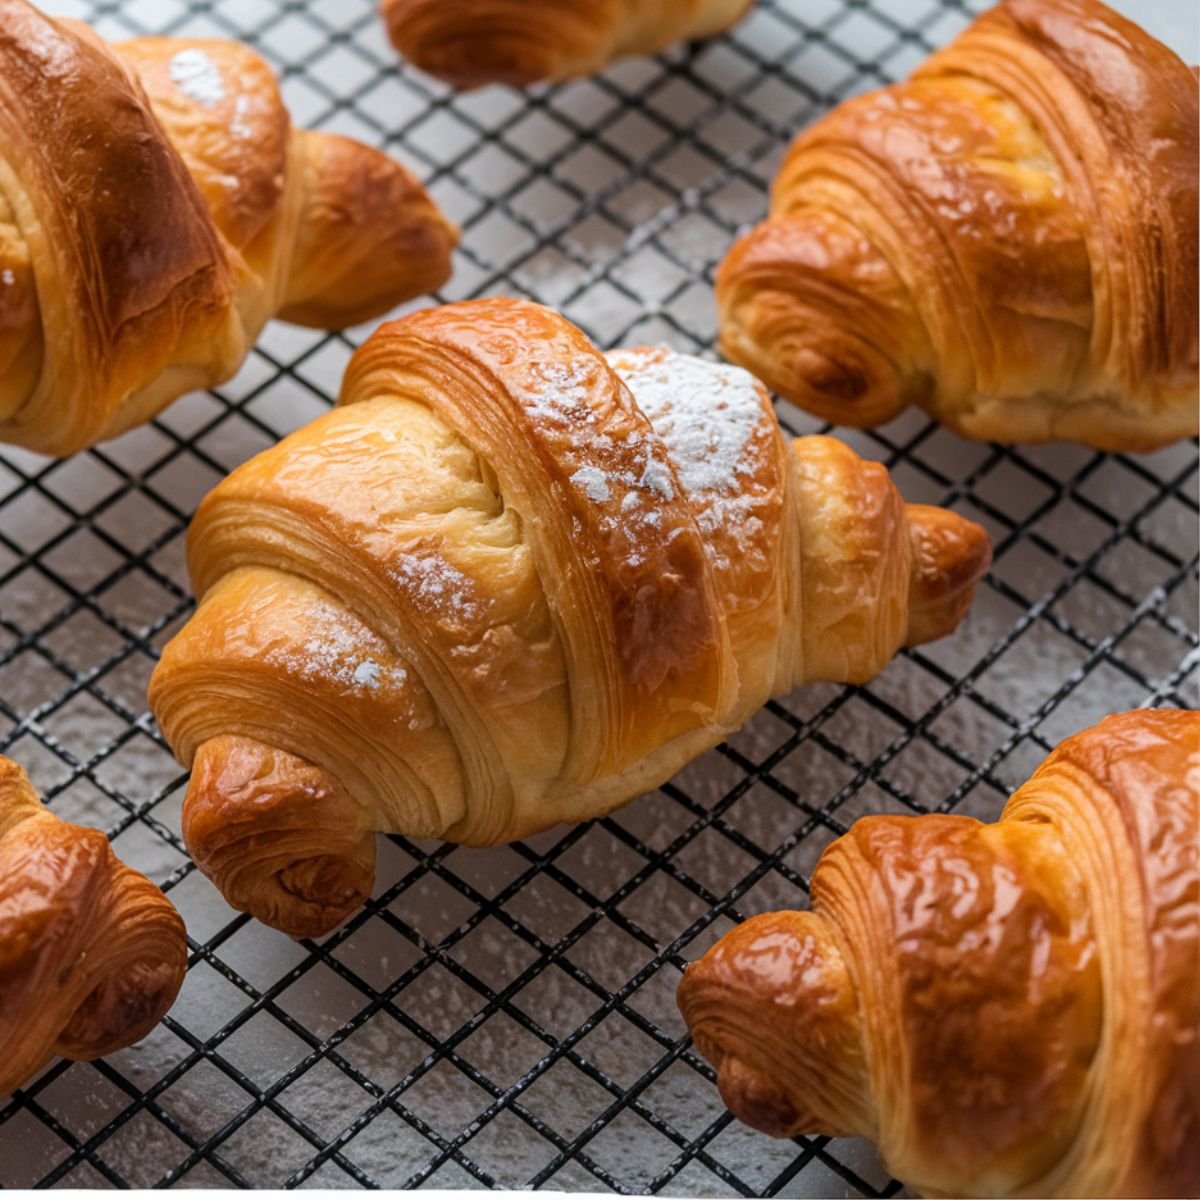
[0,756,188,1097]
[0,0,456,457]
[678,708,1200,1199]
[147,297,991,938]
[716,0,1199,452]
[380,0,753,88]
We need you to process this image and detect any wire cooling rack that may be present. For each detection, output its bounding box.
[1,0,1197,1192]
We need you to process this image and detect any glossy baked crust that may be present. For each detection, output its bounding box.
[0,757,187,1097]
[380,0,753,88]
[716,0,1199,451]
[0,0,456,456]
[678,708,1200,1198]
[148,297,991,938]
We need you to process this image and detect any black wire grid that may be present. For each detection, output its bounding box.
[0,0,1196,1192]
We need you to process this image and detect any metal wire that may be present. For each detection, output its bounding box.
[0,0,1196,1191]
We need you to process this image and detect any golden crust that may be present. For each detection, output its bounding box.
[0,757,187,1097]
[114,37,291,256]
[0,2,232,454]
[148,297,990,938]
[277,130,458,329]
[716,0,1199,451]
[678,708,1200,1198]
[380,0,753,88]
[185,736,376,942]
[0,0,454,456]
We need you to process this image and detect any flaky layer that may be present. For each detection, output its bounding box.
[149,297,991,938]
[679,709,1200,1198]
[716,0,1198,450]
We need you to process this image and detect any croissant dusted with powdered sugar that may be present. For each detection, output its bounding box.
[679,709,1200,1199]
[717,0,1199,451]
[380,0,753,88]
[0,0,456,457]
[0,757,187,1097]
[148,298,991,939]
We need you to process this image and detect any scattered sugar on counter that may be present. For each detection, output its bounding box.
[169,48,226,107]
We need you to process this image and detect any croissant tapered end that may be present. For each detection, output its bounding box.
[786,435,990,685]
[904,503,993,647]
[183,736,377,940]
[380,0,753,88]
[678,911,872,1140]
[380,0,593,88]
[0,757,187,1097]
[717,211,931,430]
[278,130,457,330]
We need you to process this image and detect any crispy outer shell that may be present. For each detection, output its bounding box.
[149,297,991,938]
[380,0,753,87]
[716,0,1199,450]
[0,0,454,456]
[0,757,187,1097]
[679,708,1200,1198]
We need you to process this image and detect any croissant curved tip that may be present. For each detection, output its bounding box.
[716,217,927,430]
[279,131,458,330]
[679,911,868,1140]
[904,503,992,646]
[183,736,376,940]
[55,903,188,1060]
[379,0,561,89]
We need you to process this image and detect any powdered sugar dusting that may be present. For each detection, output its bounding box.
[265,600,408,695]
[570,466,611,502]
[517,354,679,515]
[520,358,596,428]
[230,94,254,139]
[608,348,767,538]
[391,550,482,621]
[169,48,226,107]
[352,660,382,688]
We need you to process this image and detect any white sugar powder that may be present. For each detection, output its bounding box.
[352,660,382,688]
[571,466,611,503]
[608,348,766,537]
[520,358,596,427]
[230,94,253,139]
[638,459,674,499]
[266,602,408,694]
[521,354,676,515]
[169,48,226,107]
[392,551,480,620]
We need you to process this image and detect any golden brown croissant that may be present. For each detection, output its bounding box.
[679,708,1200,1199]
[148,297,991,939]
[0,0,456,457]
[0,756,188,1097]
[380,0,753,88]
[716,0,1199,452]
